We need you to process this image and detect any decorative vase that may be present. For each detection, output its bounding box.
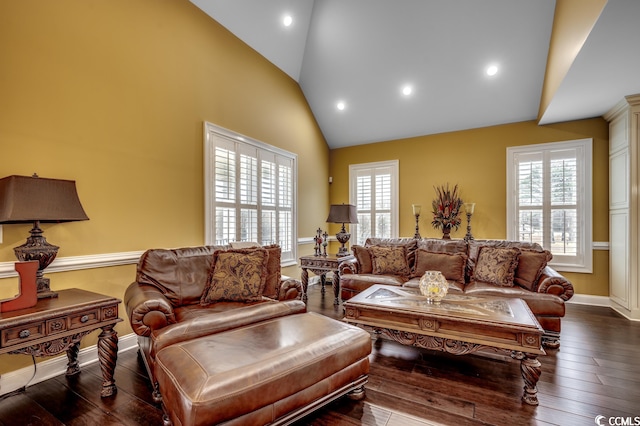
[419,271,449,303]
[442,225,451,240]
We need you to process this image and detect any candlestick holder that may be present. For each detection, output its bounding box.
[412,204,421,239]
[464,203,475,241]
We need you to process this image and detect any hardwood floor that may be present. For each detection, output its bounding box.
[1,283,639,425]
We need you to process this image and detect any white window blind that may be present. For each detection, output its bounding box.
[349,160,399,245]
[507,139,592,272]
[204,122,297,264]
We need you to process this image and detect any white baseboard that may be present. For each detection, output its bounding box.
[567,294,611,307]
[0,333,138,397]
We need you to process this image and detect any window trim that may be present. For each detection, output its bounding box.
[506,138,593,273]
[204,122,298,266]
[349,160,399,245]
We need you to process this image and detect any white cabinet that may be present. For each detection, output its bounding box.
[605,94,640,319]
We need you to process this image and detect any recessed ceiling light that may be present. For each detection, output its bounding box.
[486,65,499,76]
[283,15,293,27]
[336,101,346,111]
[402,85,413,96]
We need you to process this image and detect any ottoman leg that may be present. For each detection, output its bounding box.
[347,385,366,401]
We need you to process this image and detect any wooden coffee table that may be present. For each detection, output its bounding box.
[343,285,546,405]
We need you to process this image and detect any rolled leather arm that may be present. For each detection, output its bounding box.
[536,266,575,301]
[124,282,177,337]
[339,257,359,275]
[278,278,304,300]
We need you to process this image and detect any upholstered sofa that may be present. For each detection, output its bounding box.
[123,244,306,400]
[339,238,575,348]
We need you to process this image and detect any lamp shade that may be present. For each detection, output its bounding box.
[0,175,89,224]
[326,204,358,224]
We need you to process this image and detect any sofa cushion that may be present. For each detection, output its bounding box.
[464,281,564,316]
[201,248,268,304]
[368,246,411,276]
[413,249,467,285]
[417,238,468,255]
[365,238,418,269]
[352,245,373,274]
[515,249,553,291]
[404,277,465,293]
[136,246,223,307]
[467,240,542,283]
[341,273,406,293]
[473,246,520,287]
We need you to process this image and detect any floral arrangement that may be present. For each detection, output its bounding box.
[431,183,463,230]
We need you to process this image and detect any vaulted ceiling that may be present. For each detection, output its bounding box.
[190,0,640,149]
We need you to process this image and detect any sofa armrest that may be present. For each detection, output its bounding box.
[339,257,359,275]
[536,266,575,301]
[124,282,177,337]
[278,277,304,300]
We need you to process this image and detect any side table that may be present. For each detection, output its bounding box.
[299,254,355,305]
[0,288,122,397]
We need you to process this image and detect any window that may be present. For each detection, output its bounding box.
[507,139,592,272]
[204,122,297,264]
[349,160,399,245]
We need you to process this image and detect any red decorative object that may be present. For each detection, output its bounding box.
[0,261,39,312]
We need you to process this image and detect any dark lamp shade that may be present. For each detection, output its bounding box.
[0,175,89,224]
[326,204,358,224]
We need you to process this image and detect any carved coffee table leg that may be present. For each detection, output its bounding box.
[320,273,326,295]
[66,341,81,376]
[512,351,541,405]
[98,324,119,397]
[301,268,309,302]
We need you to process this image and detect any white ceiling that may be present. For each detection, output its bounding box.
[190,0,640,149]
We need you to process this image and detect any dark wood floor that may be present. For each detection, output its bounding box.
[1,284,639,425]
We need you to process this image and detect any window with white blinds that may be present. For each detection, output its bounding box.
[204,122,297,264]
[506,139,592,272]
[349,160,399,245]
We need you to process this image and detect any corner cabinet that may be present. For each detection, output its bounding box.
[605,94,640,320]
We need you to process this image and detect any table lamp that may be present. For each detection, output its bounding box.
[0,174,89,298]
[326,204,358,256]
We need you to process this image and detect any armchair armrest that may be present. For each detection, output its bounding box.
[278,277,304,301]
[339,257,359,275]
[536,266,575,301]
[124,282,177,337]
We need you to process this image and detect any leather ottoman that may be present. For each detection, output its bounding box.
[155,312,371,426]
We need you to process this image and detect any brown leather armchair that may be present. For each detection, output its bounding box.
[124,245,306,400]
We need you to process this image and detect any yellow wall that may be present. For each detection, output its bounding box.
[329,118,609,296]
[0,0,328,374]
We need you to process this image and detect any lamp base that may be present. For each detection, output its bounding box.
[14,221,59,299]
[336,226,351,257]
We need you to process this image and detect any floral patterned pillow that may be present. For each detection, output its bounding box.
[473,247,520,287]
[368,246,411,276]
[200,248,268,305]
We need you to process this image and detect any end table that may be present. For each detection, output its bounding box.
[299,254,355,305]
[0,288,122,397]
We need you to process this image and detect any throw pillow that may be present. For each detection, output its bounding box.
[200,248,268,305]
[473,247,520,287]
[368,246,411,276]
[352,245,373,274]
[514,249,552,291]
[413,249,467,284]
[261,244,282,299]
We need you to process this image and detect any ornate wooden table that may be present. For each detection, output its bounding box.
[299,254,355,305]
[343,285,546,405]
[0,288,122,397]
